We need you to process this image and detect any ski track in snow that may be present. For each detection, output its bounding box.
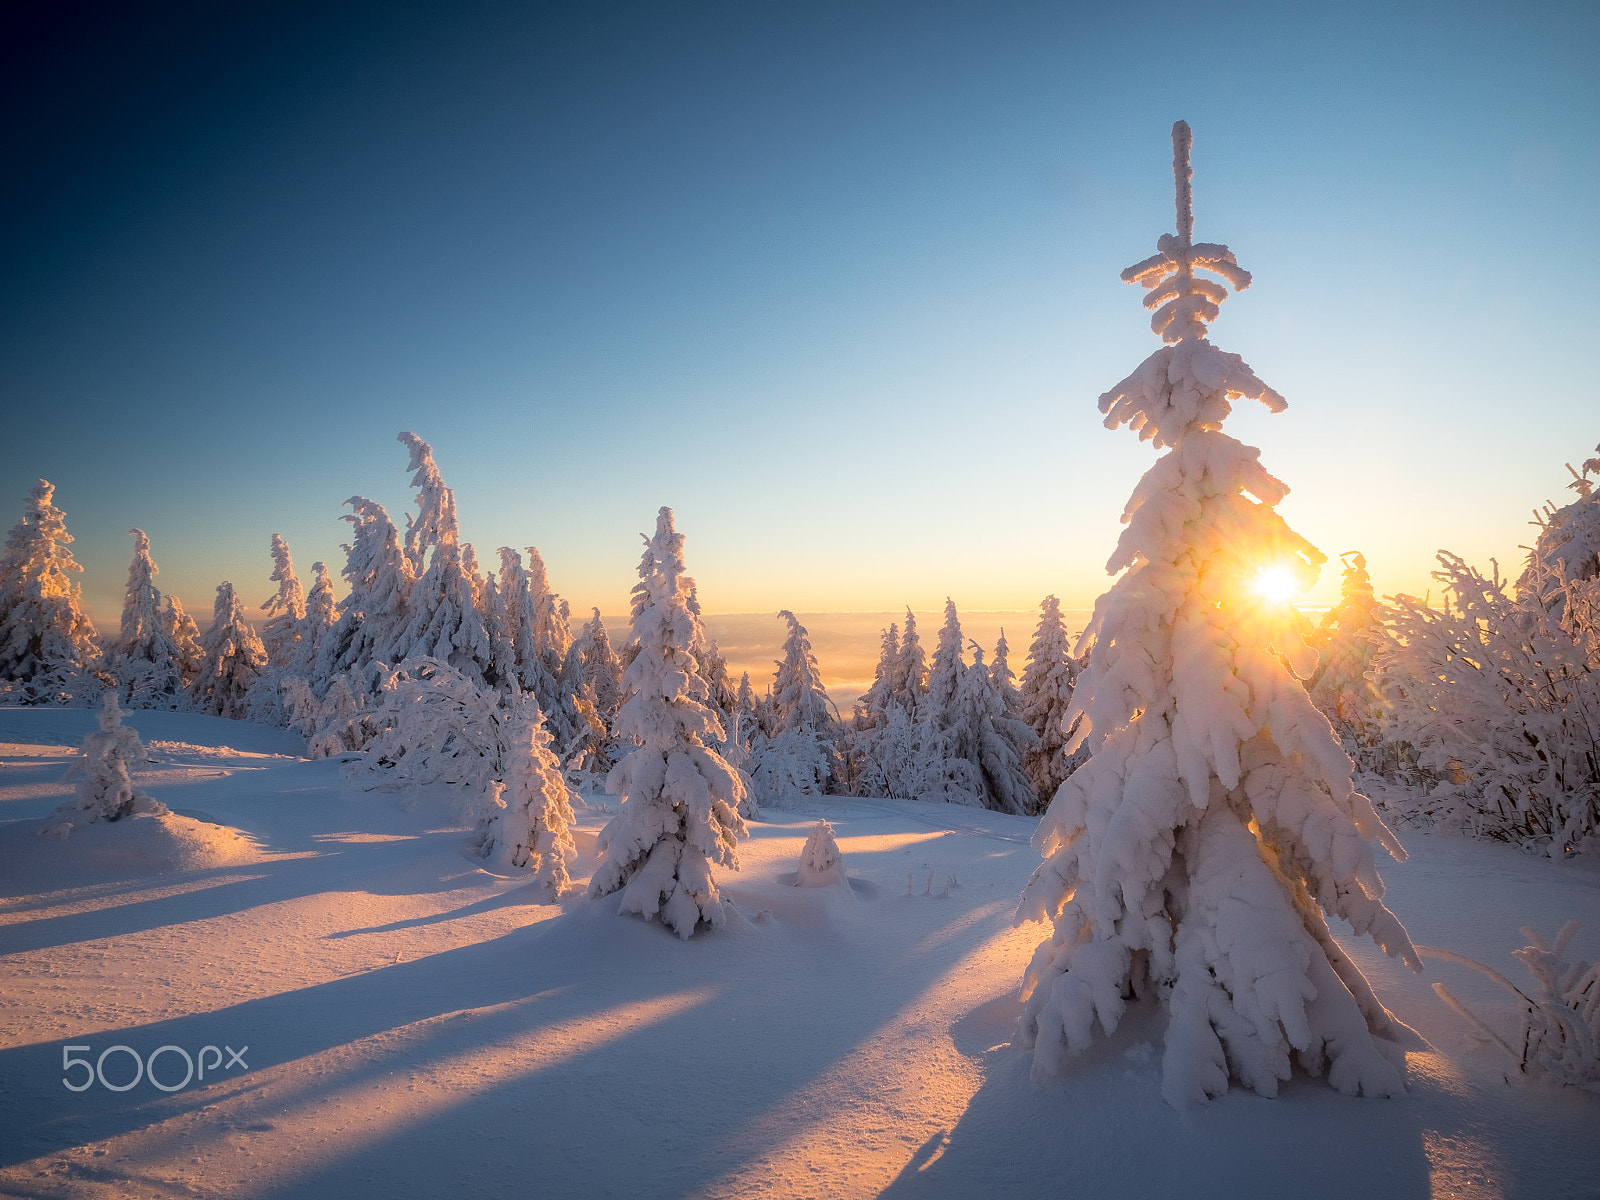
[0,708,1596,1200]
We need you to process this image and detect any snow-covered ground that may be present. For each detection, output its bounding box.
[0,708,1596,1200]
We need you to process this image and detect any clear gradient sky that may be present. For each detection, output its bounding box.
[2,0,1595,634]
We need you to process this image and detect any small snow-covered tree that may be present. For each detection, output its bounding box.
[589,507,748,939]
[473,707,577,898]
[191,582,268,719]
[794,819,848,888]
[111,528,186,709]
[1016,123,1419,1105]
[1018,594,1081,806]
[42,692,167,836]
[0,479,101,697]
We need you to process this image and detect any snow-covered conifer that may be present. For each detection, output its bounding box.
[474,706,577,898]
[794,819,848,888]
[399,431,459,576]
[384,436,494,681]
[260,534,306,668]
[191,582,268,719]
[1307,552,1385,753]
[318,497,414,688]
[0,479,100,694]
[562,607,623,724]
[1018,595,1082,804]
[589,508,748,939]
[924,599,966,726]
[43,692,166,836]
[496,546,572,740]
[953,643,1039,816]
[854,622,900,731]
[164,595,203,682]
[770,610,835,734]
[891,607,928,717]
[1016,123,1419,1105]
[750,611,840,805]
[288,562,337,681]
[112,529,186,708]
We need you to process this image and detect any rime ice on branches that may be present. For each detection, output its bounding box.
[1016,122,1420,1104]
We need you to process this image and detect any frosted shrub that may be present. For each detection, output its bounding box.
[1425,923,1599,1089]
[1374,552,1600,853]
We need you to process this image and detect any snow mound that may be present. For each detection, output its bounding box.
[3,809,265,880]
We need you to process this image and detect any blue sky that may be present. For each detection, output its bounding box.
[2,0,1595,631]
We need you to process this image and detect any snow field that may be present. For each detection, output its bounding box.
[0,708,1596,1199]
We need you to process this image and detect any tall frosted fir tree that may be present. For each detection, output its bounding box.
[589,508,748,939]
[191,582,268,719]
[1016,123,1420,1105]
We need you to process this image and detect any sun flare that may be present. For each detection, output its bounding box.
[1252,566,1302,604]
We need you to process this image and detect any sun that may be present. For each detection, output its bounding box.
[1252,565,1302,604]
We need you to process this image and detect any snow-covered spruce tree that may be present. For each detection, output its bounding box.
[190,582,268,720]
[391,435,495,683]
[892,607,928,718]
[496,546,574,743]
[1019,594,1082,805]
[794,819,848,888]
[1373,552,1600,852]
[562,607,623,724]
[288,561,337,681]
[43,691,167,836]
[853,621,900,732]
[589,507,749,939]
[259,533,306,668]
[111,528,187,709]
[956,642,1040,815]
[473,705,577,898]
[925,599,966,725]
[1016,123,1419,1105]
[164,595,204,686]
[316,496,414,691]
[750,610,841,807]
[0,479,101,699]
[1307,552,1386,759]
